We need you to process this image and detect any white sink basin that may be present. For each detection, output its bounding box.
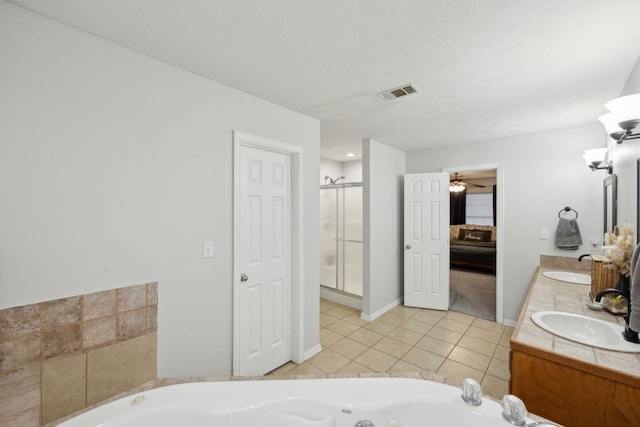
[542,271,591,285]
[532,311,640,353]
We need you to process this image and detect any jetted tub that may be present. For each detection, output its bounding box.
[58,378,537,427]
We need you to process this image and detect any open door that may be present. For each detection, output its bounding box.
[403,173,450,309]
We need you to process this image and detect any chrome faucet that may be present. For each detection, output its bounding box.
[594,288,640,343]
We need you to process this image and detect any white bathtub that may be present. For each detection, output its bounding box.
[58,378,536,427]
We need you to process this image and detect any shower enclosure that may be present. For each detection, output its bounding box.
[320,183,363,297]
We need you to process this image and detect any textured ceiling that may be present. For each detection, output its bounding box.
[7,0,640,160]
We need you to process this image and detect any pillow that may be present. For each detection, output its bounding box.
[459,229,492,242]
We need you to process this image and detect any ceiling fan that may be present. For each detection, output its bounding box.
[449,173,485,192]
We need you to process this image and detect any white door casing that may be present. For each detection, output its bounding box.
[233,131,304,376]
[403,173,450,309]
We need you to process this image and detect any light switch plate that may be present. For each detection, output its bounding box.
[203,241,214,258]
[540,228,549,240]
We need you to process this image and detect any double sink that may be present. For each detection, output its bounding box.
[533,271,640,353]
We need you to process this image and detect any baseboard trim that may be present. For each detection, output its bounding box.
[502,318,517,327]
[320,287,362,310]
[361,298,402,321]
[303,343,322,361]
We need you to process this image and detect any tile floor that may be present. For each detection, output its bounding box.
[268,299,513,399]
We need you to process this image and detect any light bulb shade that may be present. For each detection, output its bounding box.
[598,113,623,135]
[605,94,640,122]
[582,148,608,169]
[582,148,608,165]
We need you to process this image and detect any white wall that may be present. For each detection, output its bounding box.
[320,158,362,185]
[363,139,406,317]
[0,3,320,377]
[320,158,343,185]
[343,160,363,183]
[406,124,604,322]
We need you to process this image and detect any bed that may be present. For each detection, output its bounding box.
[449,225,496,273]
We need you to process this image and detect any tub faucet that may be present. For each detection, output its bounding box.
[578,254,592,261]
[594,288,640,343]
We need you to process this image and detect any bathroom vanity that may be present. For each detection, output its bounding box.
[510,261,640,427]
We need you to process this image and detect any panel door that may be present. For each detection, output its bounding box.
[236,145,292,376]
[403,173,450,309]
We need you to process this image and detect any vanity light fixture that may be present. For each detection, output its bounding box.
[582,148,612,174]
[599,93,640,144]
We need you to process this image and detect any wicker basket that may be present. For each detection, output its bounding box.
[590,255,619,300]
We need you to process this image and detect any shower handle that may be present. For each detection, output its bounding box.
[405,244,411,249]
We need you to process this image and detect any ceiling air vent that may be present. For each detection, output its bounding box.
[377,83,420,101]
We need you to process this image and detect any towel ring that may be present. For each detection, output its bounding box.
[558,206,578,219]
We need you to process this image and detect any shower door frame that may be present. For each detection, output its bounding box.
[320,182,363,298]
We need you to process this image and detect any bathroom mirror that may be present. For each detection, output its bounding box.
[603,174,617,235]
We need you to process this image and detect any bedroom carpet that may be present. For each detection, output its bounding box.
[449,268,496,321]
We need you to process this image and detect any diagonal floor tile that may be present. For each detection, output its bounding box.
[354,348,398,372]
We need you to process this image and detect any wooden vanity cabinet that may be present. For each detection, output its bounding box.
[510,346,640,427]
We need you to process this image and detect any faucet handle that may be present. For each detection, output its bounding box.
[501,394,528,425]
[460,378,483,406]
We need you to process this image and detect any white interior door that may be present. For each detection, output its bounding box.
[404,173,450,309]
[236,145,292,376]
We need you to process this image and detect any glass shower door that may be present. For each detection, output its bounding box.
[320,188,338,289]
[343,186,362,296]
[320,185,362,297]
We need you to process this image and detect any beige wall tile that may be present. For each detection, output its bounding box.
[117,284,147,312]
[0,333,40,374]
[117,307,147,339]
[0,406,40,427]
[84,316,117,348]
[0,304,40,340]
[43,324,81,359]
[87,333,157,405]
[0,364,41,425]
[42,354,86,424]
[83,290,116,320]
[147,305,157,332]
[42,297,80,329]
[147,282,158,305]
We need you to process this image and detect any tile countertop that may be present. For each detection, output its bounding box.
[511,259,640,387]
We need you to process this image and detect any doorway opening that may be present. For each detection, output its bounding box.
[443,164,503,324]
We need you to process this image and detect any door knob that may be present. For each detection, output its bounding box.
[240,273,248,282]
[405,244,411,249]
